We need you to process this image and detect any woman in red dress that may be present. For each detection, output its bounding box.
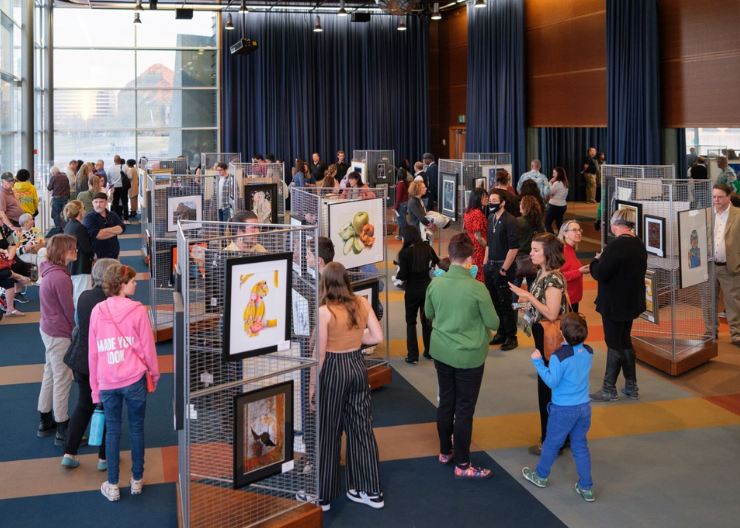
[463,187,489,282]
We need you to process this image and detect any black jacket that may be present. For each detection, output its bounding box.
[64,286,107,374]
[407,195,431,229]
[65,218,95,275]
[590,234,648,321]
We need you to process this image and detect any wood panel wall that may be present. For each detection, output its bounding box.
[525,0,607,127]
[659,0,740,127]
[429,7,468,160]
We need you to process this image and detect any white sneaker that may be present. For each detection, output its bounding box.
[296,491,330,511]
[130,476,144,495]
[346,489,384,509]
[101,481,120,501]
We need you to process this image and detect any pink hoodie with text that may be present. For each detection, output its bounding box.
[88,296,159,403]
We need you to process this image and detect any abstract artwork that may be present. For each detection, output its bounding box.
[640,270,659,325]
[167,194,202,232]
[234,381,294,489]
[644,215,666,257]
[328,197,384,269]
[677,208,709,289]
[245,183,278,224]
[441,174,457,221]
[223,253,292,361]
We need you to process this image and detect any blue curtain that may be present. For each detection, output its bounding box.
[674,128,688,179]
[539,128,608,201]
[222,13,429,169]
[466,0,526,180]
[606,0,661,165]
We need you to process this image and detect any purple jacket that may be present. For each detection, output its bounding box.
[39,261,76,338]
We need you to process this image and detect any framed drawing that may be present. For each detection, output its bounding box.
[464,190,472,209]
[441,174,457,221]
[305,235,316,280]
[485,166,502,191]
[351,160,367,184]
[640,270,659,325]
[223,253,293,361]
[167,194,202,232]
[290,215,303,275]
[677,208,709,289]
[376,162,387,182]
[615,200,642,238]
[151,167,174,181]
[234,381,294,489]
[171,243,207,282]
[245,183,278,224]
[291,291,310,336]
[644,215,666,257]
[351,277,380,319]
[475,178,486,191]
[327,197,384,269]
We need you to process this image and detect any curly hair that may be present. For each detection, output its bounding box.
[408,179,425,197]
[102,264,137,297]
[520,195,544,232]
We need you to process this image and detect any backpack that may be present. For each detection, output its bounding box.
[120,169,131,190]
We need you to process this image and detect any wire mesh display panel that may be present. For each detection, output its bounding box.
[352,150,395,188]
[140,158,188,259]
[202,153,242,172]
[603,176,715,361]
[34,161,54,235]
[463,152,512,165]
[145,172,225,336]
[175,221,320,528]
[231,162,286,222]
[291,187,390,369]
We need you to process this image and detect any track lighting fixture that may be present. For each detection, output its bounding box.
[397,17,407,31]
[225,13,235,30]
[134,12,141,24]
[313,15,323,32]
[338,0,348,16]
[475,0,486,7]
[431,3,442,20]
[135,0,144,12]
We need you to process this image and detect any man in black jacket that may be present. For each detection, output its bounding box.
[424,153,438,211]
[309,153,327,184]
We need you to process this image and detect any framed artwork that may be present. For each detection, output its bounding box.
[464,190,472,209]
[167,194,202,232]
[290,216,303,275]
[640,270,659,325]
[351,160,367,184]
[223,253,293,361]
[376,162,387,182]
[441,174,457,221]
[644,215,666,257]
[233,381,294,489]
[245,183,278,224]
[305,235,316,280]
[486,166,502,191]
[615,200,642,238]
[677,208,709,289]
[327,197,384,269]
[291,291,310,336]
[171,243,207,282]
[351,277,380,319]
[173,292,185,430]
[475,178,486,191]
[151,167,174,181]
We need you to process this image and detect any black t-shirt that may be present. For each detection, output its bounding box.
[486,211,520,261]
[584,156,598,174]
[396,244,440,286]
[310,160,327,181]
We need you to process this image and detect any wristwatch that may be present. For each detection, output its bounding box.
[501,268,508,273]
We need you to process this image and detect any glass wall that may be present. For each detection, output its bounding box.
[0,0,22,173]
[686,128,740,157]
[53,8,219,169]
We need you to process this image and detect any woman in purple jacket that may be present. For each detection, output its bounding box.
[36,234,78,445]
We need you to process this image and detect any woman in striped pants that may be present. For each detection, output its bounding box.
[309,262,384,511]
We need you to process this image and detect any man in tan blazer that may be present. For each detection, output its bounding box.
[713,183,740,345]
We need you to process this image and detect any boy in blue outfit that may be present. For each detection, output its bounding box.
[522,313,595,502]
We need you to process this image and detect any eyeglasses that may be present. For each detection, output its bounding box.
[568,228,584,233]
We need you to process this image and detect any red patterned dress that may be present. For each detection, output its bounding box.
[464,208,487,282]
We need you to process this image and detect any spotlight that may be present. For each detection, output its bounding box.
[134,12,141,24]
[475,0,486,7]
[313,15,323,32]
[397,17,407,31]
[135,0,144,11]
[431,2,442,20]
[225,13,235,30]
[239,0,247,14]
[338,0,348,16]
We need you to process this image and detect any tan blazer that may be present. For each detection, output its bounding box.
[725,206,740,275]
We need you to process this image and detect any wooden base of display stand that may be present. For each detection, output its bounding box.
[367,364,392,390]
[180,482,322,528]
[152,310,221,343]
[634,338,718,376]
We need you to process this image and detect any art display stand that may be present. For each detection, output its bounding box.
[291,187,392,390]
[144,172,231,342]
[352,150,395,209]
[434,155,512,257]
[601,165,717,375]
[231,162,287,224]
[34,160,54,236]
[174,221,321,528]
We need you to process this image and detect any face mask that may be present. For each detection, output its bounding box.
[489,204,501,214]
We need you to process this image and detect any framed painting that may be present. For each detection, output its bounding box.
[151,167,174,181]
[464,190,472,209]
[171,243,207,283]
[290,215,303,275]
[474,178,486,191]
[223,253,293,361]
[245,183,278,224]
[640,269,659,325]
[441,174,457,221]
[677,208,709,289]
[351,277,380,319]
[376,162,387,182]
[233,381,294,489]
[615,200,643,238]
[644,215,666,257]
[327,197,384,269]
[350,160,367,184]
[485,166,502,191]
[167,194,202,232]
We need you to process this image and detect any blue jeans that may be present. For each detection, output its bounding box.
[100,374,148,484]
[397,201,409,236]
[536,402,593,489]
[51,197,68,231]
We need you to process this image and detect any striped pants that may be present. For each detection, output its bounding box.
[319,351,381,502]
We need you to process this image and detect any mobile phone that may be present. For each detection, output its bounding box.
[512,302,531,310]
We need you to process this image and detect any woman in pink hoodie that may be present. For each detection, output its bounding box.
[88,265,159,502]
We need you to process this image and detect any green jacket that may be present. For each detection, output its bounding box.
[425,265,499,369]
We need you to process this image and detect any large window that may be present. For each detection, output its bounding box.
[53,8,219,168]
[0,0,22,172]
[686,128,740,158]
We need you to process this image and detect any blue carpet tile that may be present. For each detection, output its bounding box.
[370,367,438,428]
[0,483,179,528]
[0,324,47,367]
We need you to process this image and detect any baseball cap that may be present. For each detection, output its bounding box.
[1,172,16,183]
[92,192,108,201]
[423,153,434,160]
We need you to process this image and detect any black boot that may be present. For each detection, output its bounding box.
[620,348,639,400]
[37,412,56,437]
[590,348,621,402]
[55,420,69,447]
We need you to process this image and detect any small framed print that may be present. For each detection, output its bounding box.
[376,162,387,182]
[441,173,457,221]
[167,194,203,232]
[351,277,380,319]
[640,269,659,325]
[245,183,278,224]
[290,215,304,276]
[644,215,666,257]
[475,178,486,191]
[615,200,643,239]
[234,381,294,489]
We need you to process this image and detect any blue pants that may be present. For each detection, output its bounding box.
[100,374,148,485]
[397,201,409,236]
[51,197,68,232]
[536,402,593,489]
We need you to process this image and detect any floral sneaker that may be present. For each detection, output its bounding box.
[439,450,454,465]
[454,464,492,480]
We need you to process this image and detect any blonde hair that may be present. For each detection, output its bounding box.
[611,208,636,230]
[63,200,84,221]
[408,180,425,197]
